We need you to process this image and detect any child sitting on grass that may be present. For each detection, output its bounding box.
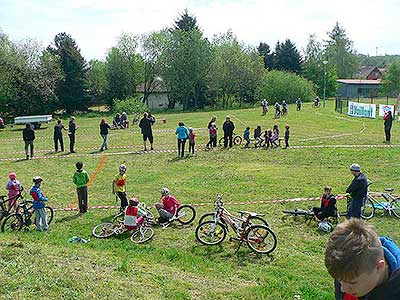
[312,186,337,221]
[124,197,145,231]
[156,187,181,224]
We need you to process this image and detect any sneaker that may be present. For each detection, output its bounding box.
[150,147,154,150]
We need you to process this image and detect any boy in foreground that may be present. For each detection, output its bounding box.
[325,218,400,299]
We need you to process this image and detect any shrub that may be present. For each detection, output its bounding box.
[258,71,316,103]
[113,97,148,114]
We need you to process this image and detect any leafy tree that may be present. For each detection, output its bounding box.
[105,33,144,107]
[258,70,316,103]
[325,22,358,78]
[173,9,199,31]
[382,61,400,97]
[86,59,108,104]
[257,42,274,70]
[274,39,303,73]
[48,32,88,113]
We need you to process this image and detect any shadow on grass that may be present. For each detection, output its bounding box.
[168,155,191,162]
[57,213,82,224]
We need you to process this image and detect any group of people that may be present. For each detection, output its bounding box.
[112,112,129,129]
[205,116,236,149]
[244,124,289,148]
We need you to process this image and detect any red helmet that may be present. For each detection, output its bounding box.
[8,173,16,180]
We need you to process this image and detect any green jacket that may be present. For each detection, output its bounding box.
[73,170,90,188]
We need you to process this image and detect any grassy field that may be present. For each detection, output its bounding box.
[0,100,399,300]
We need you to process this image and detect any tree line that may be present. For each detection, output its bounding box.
[1,10,399,116]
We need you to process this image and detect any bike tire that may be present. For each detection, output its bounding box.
[195,221,226,245]
[1,213,23,232]
[391,199,400,218]
[130,227,154,244]
[245,224,277,254]
[198,212,216,224]
[92,223,115,238]
[21,201,54,226]
[176,205,196,225]
[234,136,242,145]
[218,137,224,146]
[112,212,124,224]
[361,197,375,220]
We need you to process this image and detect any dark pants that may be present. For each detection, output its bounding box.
[178,139,186,157]
[189,142,195,154]
[158,208,173,224]
[285,136,289,148]
[69,134,76,152]
[77,186,88,213]
[347,198,362,219]
[117,192,128,210]
[207,136,217,148]
[224,133,233,148]
[54,135,64,152]
[244,138,250,148]
[24,140,34,158]
[385,126,391,142]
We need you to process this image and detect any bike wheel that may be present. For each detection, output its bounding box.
[248,216,269,227]
[218,137,224,146]
[92,223,115,238]
[361,198,375,220]
[198,212,216,224]
[195,221,226,245]
[21,202,54,227]
[130,227,154,244]
[176,205,196,224]
[391,199,400,218]
[112,212,124,224]
[234,136,242,145]
[1,214,23,232]
[245,225,277,254]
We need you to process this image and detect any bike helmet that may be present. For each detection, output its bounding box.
[318,221,333,233]
[350,163,361,172]
[33,176,43,183]
[129,197,139,206]
[8,172,16,180]
[119,164,127,172]
[160,187,170,196]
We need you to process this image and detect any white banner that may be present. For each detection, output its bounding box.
[378,104,394,117]
[348,101,376,119]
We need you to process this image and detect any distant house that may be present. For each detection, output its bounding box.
[354,66,384,80]
[336,79,382,98]
[136,79,183,110]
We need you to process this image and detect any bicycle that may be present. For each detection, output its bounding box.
[198,195,269,227]
[218,133,243,147]
[360,187,400,219]
[1,198,54,232]
[195,194,277,254]
[92,214,154,244]
[112,201,157,226]
[282,208,339,224]
[158,204,196,229]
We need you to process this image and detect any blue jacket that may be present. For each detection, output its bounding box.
[175,126,189,139]
[243,129,250,140]
[30,185,48,209]
[335,236,400,300]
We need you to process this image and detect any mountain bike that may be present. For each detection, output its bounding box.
[1,198,53,232]
[198,195,269,227]
[218,133,243,146]
[361,188,400,219]
[112,201,157,226]
[195,194,277,254]
[282,208,339,224]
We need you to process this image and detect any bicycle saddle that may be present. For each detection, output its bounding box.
[384,188,394,192]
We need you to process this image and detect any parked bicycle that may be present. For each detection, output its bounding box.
[1,197,54,232]
[195,194,277,254]
[282,208,338,224]
[218,133,243,147]
[360,187,400,219]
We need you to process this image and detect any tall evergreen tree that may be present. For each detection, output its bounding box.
[173,9,199,31]
[48,32,88,113]
[274,39,303,73]
[257,42,274,70]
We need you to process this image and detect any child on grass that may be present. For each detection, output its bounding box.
[112,164,128,212]
[156,187,181,224]
[312,186,337,221]
[73,161,90,213]
[30,176,48,231]
[5,172,21,211]
[254,126,263,148]
[243,127,251,148]
[188,127,196,156]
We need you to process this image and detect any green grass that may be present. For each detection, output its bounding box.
[0,99,399,300]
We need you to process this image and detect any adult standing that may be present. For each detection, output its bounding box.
[54,120,67,152]
[139,112,155,151]
[384,110,393,144]
[222,116,235,148]
[22,123,35,160]
[346,163,368,219]
[68,117,79,153]
[175,122,189,157]
[99,119,111,151]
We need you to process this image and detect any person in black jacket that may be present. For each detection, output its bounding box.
[139,112,155,151]
[54,120,66,152]
[325,219,400,300]
[22,123,35,160]
[68,117,79,153]
[384,110,393,143]
[346,163,368,219]
[99,119,111,151]
[222,116,235,148]
[313,186,337,221]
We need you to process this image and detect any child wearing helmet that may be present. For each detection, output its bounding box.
[124,197,146,231]
[113,164,128,211]
[30,176,49,231]
[5,172,21,211]
[156,188,181,224]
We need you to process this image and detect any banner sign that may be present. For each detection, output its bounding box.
[348,101,376,118]
[378,104,394,117]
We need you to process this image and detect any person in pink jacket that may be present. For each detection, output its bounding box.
[5,173,21,211]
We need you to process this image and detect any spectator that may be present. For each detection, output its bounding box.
[222,116,235,148]
[243,127,251,148]
[188,127,196,156]
[207,123,218,149]
[270,124,280,148]
[54,120,67,152]
[284,124,290,148]
[175,122,189,157]
[22,123,35,160]
[68,117,79,153]
[296,98,302,111]
[121,112,129,129]
[384,110,393,144]
[72,161,90,214]
[254,126,263,148]
[113,113,122,129]
[325,219,400,300]
[346,163,368,219]
[30,176,48,231]
[0,116,4,129]
[99,119,111,151]
[139,112,155,151]
[207,116,217,130]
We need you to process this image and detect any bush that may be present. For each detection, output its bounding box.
[113,97,148,114]
[258,71,316,103]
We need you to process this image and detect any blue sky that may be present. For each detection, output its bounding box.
[1,0,399,60]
